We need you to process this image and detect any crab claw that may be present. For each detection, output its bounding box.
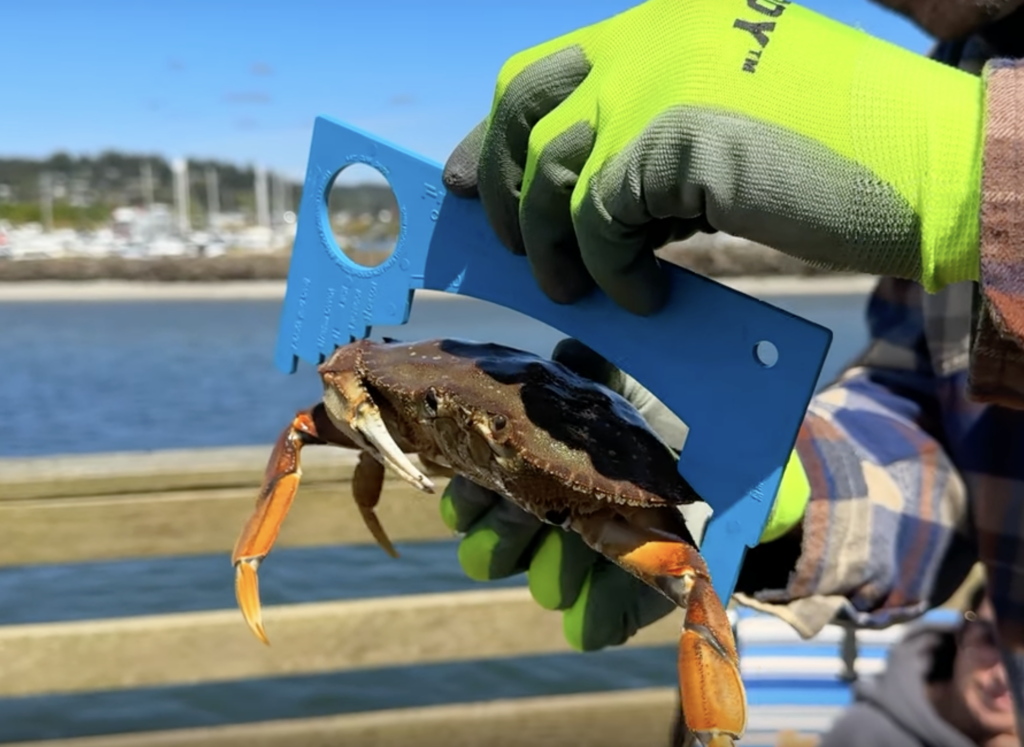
[231,409,326,645]
[321,370,435,495]
[578,517,747,747]
[677,574,746,746]
[625,541,745,746]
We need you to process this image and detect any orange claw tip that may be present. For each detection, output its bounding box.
[234,560,270,646]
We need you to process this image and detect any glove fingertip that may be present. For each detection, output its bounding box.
[535,262,596,306]
[563,612,588,653]
[441,476,500,533]
[528,577,561,611]
[575,202,672,316]
[527,530,575,611]
[456,529,500,582]
[442,120,487,198]
[612,261,670,317]
[438,491,459,533]
[561,568,618,652]
[442,168,479,199]
[551,338,619,386]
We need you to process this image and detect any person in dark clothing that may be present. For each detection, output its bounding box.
[821,583,1016,747]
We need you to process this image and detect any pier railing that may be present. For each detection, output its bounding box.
[0,446,982,747]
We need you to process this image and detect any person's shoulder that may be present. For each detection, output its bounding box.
[817,701,919,747]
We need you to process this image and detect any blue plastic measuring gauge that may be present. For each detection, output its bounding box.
[275,116,833,602]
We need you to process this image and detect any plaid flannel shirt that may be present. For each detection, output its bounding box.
[732,35,1024,641]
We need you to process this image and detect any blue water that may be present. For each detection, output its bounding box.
[0,289,871,742]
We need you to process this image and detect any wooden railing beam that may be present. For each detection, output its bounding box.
[0,480,452,567]
[0,689,832,747]
[0,445,363,501]
[0,588,682,698]
[0,689,680,747]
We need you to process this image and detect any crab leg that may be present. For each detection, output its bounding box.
[231,403,406,645]
[352,450,400,559]
[231,407,325,645]
[575,514,746,747]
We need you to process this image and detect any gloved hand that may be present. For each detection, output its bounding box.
[439,338,812,651]
[443,0,984,315]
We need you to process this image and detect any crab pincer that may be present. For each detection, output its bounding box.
[575,511,746,746]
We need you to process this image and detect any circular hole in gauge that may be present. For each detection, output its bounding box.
[754,340,779,368]
[325,162,400,268]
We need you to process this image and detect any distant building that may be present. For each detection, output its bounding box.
[111,204,175,244]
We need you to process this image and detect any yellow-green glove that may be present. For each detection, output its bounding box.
[440,338,811,651]
[443,0,984,315]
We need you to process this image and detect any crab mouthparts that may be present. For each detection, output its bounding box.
[323,377,436,495]
[353,399,435,494]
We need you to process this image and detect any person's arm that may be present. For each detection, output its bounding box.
[734,279,976,636]
[665,277,977,638]
[966,71,1024,721]
[921,38,1024,725]
[966,59,1024,411]
[644,271,978,637]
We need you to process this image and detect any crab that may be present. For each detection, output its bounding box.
[231,337,746,747]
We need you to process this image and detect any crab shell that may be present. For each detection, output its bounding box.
[319,337,704,529]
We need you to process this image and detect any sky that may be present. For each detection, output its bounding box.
[2,0,933,183]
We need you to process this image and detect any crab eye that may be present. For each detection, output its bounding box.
[491,414,507,432]
[423,388,438,415]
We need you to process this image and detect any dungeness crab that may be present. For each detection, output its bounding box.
[231,338,746,746]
